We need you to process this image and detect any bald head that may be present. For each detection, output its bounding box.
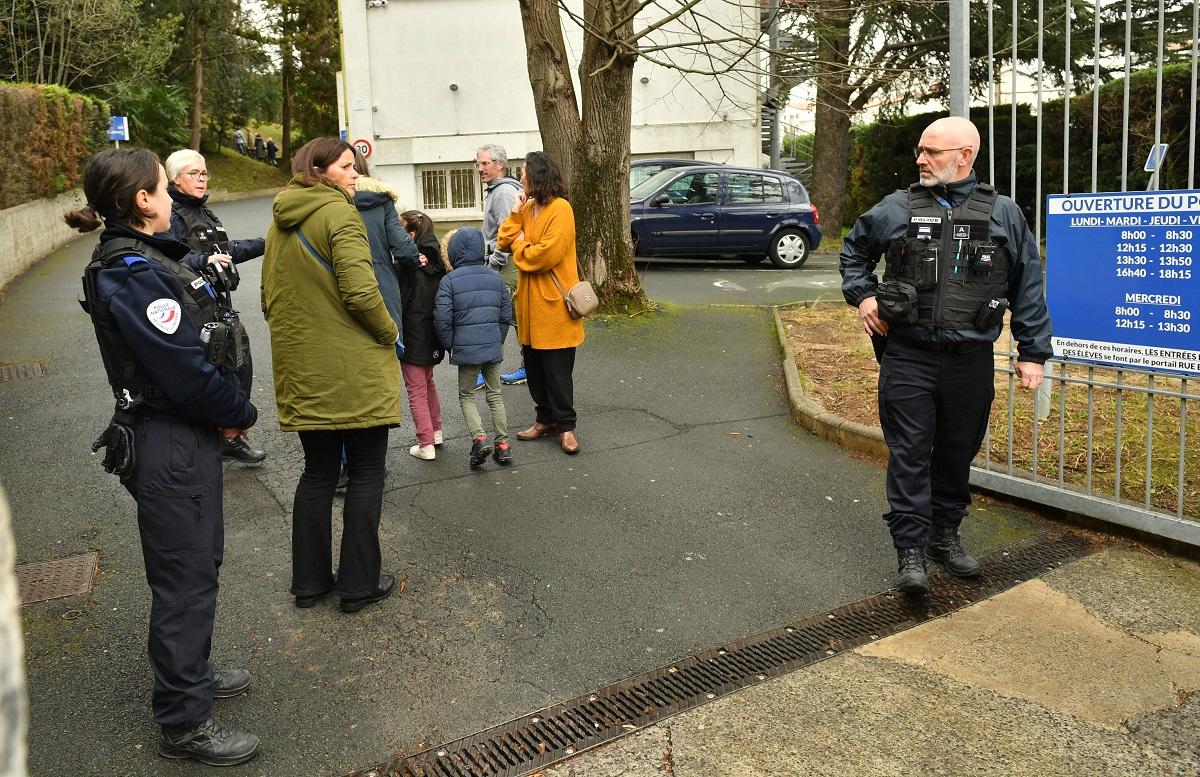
[916,117,980,186]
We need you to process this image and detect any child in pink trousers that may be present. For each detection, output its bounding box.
[397,211,449,459]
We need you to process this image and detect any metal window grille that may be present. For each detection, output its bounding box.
[450,168,477,209]
[421,169,449,210]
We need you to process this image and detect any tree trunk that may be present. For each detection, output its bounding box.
[281,22,293,165]
[809,0,853,234]
[190,18,204,150]
[515,0,646,309]
[516,0,581,183]
[572,0,642,306]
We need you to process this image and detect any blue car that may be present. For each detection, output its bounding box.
[629,165,822,268]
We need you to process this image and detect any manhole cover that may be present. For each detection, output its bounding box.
[0,362,46,382]
[15,552,99,605]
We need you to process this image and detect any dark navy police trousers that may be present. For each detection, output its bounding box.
[877,337,994,549]
[124,412,224,727]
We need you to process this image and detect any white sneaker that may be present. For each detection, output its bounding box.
[433,430,444,446]
[408,444,435,460]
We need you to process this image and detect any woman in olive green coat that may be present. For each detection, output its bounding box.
[261,137,401,614]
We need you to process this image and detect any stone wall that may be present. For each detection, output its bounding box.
[0,484,27,777]
[0,187,284,293]
[0,189,86,292]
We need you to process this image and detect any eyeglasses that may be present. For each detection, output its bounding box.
[474,160,502,168]
[183,170,212,181]
[913,146,965,159]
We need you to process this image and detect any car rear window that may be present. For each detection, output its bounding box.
[788,180,810,204]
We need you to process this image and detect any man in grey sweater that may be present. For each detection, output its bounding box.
[476,143,526,384]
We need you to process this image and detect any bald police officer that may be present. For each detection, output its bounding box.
[839,116,1052,594]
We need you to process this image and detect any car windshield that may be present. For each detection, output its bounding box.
[630,168,687,201]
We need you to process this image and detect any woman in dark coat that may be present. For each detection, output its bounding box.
[351,152,418,359]
[162,148,266,465]
[397,210,448,459]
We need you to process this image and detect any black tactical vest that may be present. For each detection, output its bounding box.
[882,183,1011,329]
[174,200,230,255]
[81,237,222,402]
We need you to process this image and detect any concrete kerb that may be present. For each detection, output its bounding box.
[772,301,889,460]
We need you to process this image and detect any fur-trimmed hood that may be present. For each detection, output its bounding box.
[354,175,399,201]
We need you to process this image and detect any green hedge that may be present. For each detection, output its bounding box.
[0,83,109,211]
[845,63,1200,228]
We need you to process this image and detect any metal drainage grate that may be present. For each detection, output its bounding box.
[16,552,99,605]
[351,532,1100,777]
[0,362,46,382]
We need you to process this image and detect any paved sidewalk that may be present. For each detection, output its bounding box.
[540,545,1200,776]
[2,196,1196,776]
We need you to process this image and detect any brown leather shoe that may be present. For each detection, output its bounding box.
[517,422,557,441]
[559,430,580,455]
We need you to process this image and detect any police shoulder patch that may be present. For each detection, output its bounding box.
[146,298,182,334]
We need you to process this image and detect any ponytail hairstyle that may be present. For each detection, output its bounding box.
[63,148,163,233]
[399,209,434,239]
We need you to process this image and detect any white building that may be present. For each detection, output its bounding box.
[336,0,766,225]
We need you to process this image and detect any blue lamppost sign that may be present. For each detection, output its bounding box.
[108,116,129,145]
[1046,190,1200,376]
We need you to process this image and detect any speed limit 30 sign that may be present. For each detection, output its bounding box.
[352,138,373,158]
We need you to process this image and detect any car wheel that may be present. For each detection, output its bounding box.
[742,255,766,265]
[768,228,810,269]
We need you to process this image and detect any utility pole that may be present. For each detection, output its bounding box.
[948,0,969,117]
[768,0,783,169]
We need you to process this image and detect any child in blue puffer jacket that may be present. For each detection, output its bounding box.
[434,228,513,468]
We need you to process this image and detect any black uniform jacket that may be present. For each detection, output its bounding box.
[165,186,266,272]
[839,173,1053,364]
[92,224,257,429]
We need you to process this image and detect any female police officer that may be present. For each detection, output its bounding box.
[163,148,267,465]
[67,148,261,766]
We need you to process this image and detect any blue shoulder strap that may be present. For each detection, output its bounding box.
[296,230,334,275]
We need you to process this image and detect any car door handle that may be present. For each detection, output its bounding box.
[765,211,779,217]
[701,212,715,220]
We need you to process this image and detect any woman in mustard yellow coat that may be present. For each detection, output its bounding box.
[498,151,585,455]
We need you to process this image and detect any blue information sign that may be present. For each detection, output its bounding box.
[107,115,129,142]
[1046,190,1200,375]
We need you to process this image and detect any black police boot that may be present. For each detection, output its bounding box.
[894,547,929,595]
[158,718,260,766]
[221,435,266,465]
[926,524,982,577]
[340,574,396,613]
[213,667,251,699]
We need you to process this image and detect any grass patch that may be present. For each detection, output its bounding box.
[780,303,1199,520]
[206,147,288,193]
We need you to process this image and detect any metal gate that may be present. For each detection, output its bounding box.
[965,0,1200,545]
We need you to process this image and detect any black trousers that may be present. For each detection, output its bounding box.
[291,426,388,600]
[124,412,223,728]
[522,345,577,432]
[235,347,252,402]
[877,337,994,549]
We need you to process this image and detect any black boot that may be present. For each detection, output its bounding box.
[221,435,266,465]
[894,547,929,595]
[158,718,259,766]
[213,667,251,699]
[926,524,982,577]
[340,574,396,613]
